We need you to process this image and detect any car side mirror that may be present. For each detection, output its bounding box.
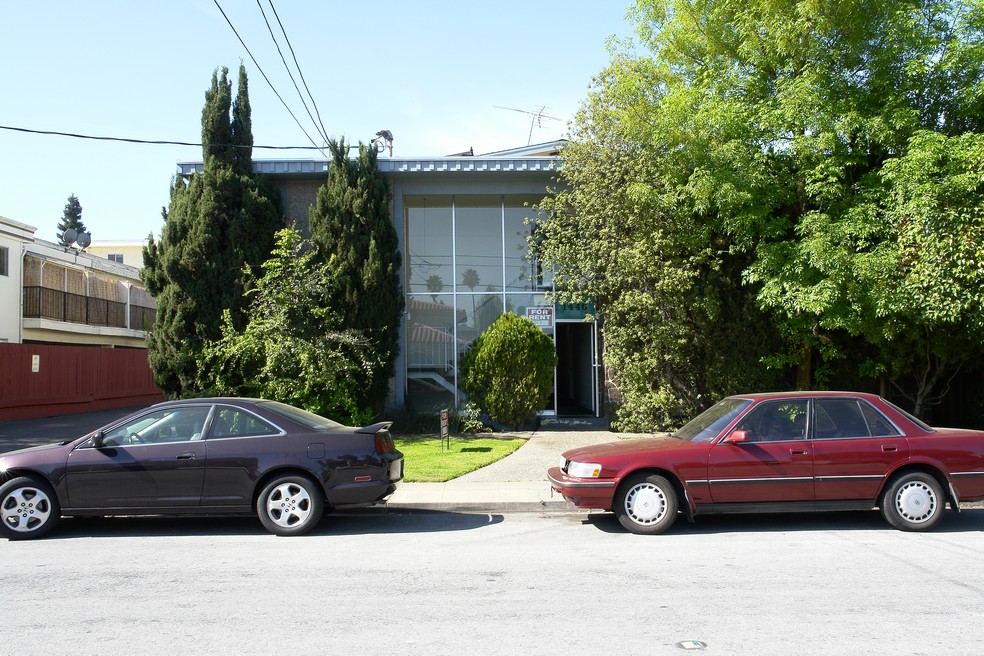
[725,430,749,444]
[89,431,105,448]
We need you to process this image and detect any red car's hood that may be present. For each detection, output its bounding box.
[563,435,699,462]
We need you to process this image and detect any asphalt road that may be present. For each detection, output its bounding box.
[3,508,983,656]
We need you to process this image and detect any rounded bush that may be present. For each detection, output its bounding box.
[460,312,557,429]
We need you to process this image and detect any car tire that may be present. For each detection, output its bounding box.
[614,473,678,535]
[256,475,324,536]
[880,471,945,532]
[0,476,61,541]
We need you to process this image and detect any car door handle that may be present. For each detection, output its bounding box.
[789,449,809,456]
[176,453,197,460]
[882,445,898,453]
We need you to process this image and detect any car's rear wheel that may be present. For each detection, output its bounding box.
[614,473,678,535]
[0,476,61,540]
[256,475,324,536]
[881,471,945,531]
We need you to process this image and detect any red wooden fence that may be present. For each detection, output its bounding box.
[0,343,164,421]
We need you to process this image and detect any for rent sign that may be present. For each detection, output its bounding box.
[526,306,554,329]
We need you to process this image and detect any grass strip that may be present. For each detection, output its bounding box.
[394,436,526,482]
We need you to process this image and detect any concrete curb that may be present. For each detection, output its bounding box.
[384,500,570,513]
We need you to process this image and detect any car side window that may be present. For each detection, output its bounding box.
[208,406,280,439]
[734,400,809,442]
[859,402,902,437]
[102,407,212,446]
[814,398,898,439]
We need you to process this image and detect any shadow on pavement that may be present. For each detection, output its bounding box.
[582,507,984,535]
[27,508,505,541]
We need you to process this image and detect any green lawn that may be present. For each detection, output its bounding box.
[393,436,526,482]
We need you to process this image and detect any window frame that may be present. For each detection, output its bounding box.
[813,397,903,440]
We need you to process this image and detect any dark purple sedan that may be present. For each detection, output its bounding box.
[0,398,404,540]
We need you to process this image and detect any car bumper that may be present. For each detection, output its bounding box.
[547,467,617,510]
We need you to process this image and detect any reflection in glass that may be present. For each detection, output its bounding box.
[405,294,464,410]
[504,197,541,291]
[406,197,452,294]
[455,195,503,291]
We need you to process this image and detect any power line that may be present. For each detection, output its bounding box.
[266,0,330,145]
[212,0,325,154]
[257,0,329,145]
[0,124,325,150]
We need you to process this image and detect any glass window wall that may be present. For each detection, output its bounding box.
[454,195,503,293]
[504,197,541,291]
[405,197,452,295]
[404,194,554,411]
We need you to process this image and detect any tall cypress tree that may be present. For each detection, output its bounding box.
[142,65,283,397]
[57,194,86,246]
[231,65,253,177]
[309,138,404,412]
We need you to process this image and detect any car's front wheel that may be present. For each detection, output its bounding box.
[256,475,324,536]
[614,473,678,535]
[881,471,945,531]
[0,476,61,540]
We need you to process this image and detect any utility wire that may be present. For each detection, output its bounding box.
[0,124,325,150]
[267,0,331,147]
[212,0,325,154]
[257,0,329,145]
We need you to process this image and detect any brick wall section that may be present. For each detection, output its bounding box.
[0,343,164,420]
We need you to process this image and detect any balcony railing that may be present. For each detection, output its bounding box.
[23,286,156,331]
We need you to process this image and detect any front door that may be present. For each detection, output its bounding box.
[706,399,814,503]
[555,321,598,417]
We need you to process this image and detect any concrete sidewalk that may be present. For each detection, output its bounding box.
[386,425,633,512]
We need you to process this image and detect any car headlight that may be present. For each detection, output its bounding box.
[567,460,602,478]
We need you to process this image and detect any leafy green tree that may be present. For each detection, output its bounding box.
[539,0,984,425]
[725,0,984,413]
[57,194,86,246]
[198,228,376,424]
[309,138,403,413]
[866,131,984,414]
[459,312,557,429]
[537,34,785,429]
[142,65,283,397]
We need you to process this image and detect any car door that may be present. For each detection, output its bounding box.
[200,405,286,508]
[65,405,212,509]
[706,399,814,504]
[811,397,910,501]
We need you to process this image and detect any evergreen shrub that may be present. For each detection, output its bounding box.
[460,312,557,429]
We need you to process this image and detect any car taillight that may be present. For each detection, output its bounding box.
[375,431,395,454]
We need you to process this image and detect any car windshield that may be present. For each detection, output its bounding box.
[256,400,347,430]
[674,398,753,442]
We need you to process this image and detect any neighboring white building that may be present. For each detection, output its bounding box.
[0,216,35,344]
[0,216,155,347]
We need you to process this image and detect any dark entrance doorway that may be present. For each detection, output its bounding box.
[555,322,597,416]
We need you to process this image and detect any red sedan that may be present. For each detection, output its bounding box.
[548,392,984,534]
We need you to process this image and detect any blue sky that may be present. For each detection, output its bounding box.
[1,1,635,242]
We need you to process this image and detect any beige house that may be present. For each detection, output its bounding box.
[86,239,149,269]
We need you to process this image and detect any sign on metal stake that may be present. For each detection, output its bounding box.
[440,408,450,450]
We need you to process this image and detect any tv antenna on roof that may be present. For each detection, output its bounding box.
[494,105,561,146]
